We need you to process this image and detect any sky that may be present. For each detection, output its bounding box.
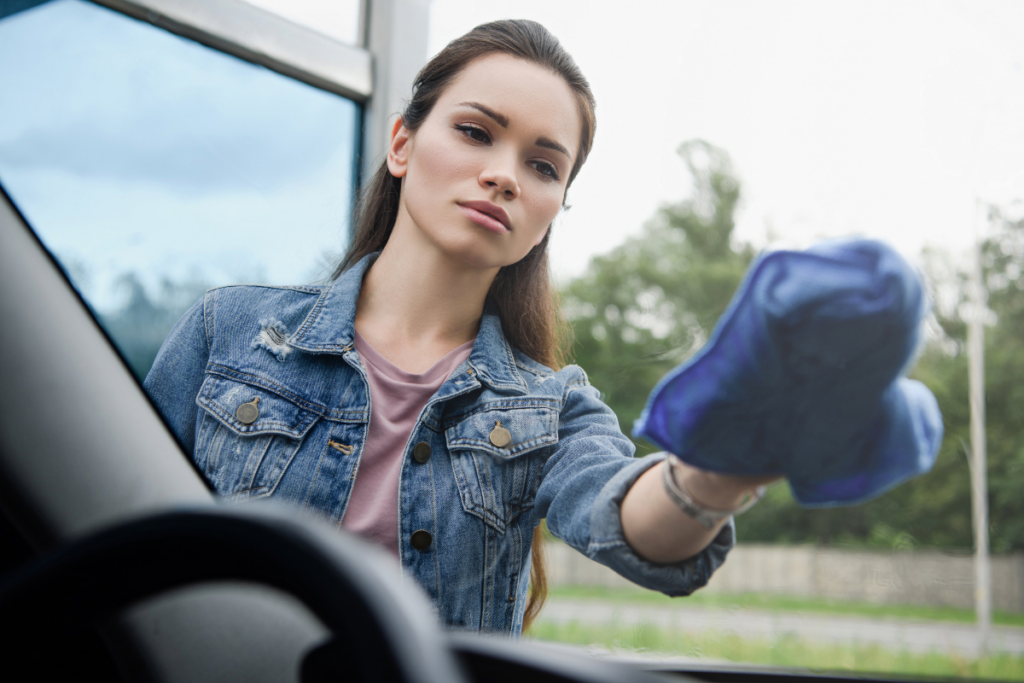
[2,0,1021,312]
[426,1,1024,281]
[0,0,359,311]
[240,0,1024,280]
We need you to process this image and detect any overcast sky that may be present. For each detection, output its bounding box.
[0,0,359,310]
[427,1,1024,282]
[244,0,1024,280]
[6,0,1021,309]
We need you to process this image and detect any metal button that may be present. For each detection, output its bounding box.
[489,421,512,448]
[410,530,432,551]
[413,442,431,464]
[328,439,354,455]
[236,398,260,425]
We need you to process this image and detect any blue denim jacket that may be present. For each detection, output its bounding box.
[144,253,734,634]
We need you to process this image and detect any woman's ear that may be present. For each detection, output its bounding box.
[386,117,411,179]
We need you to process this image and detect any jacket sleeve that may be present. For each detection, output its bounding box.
[534,367,734,597]
[143,295,211,456]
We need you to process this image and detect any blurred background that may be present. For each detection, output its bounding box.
[1,0,1023,678]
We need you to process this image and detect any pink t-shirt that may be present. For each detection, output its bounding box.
[342,331,474,558]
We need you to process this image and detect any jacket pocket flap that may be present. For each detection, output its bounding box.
[198,375,320,438]
[446,401,559,458]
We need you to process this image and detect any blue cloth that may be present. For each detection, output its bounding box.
[145,252,734,635]
[633,239,943,507]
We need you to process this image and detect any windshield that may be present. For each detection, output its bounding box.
[2,1,1022,681]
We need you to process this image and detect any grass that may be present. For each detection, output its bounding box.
[528,619,1024,681]
[546,585,1024,628]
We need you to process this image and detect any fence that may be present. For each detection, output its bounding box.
[545,542,1024,612]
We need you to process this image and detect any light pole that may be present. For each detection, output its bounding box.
[967,198,991,654]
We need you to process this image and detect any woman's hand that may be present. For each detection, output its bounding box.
[620,457,782,565]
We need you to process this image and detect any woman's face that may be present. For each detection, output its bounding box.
[387,53,581,271]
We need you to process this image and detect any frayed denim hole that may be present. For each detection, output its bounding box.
[251,318,292,362]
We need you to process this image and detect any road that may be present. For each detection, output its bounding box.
[538,599,1024,658]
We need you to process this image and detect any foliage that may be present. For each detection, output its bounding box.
[562,137,1024,551]
[97,273,210,381]
[743,207,1024,552]
[562,140,754,455]
[977,208,1024,552]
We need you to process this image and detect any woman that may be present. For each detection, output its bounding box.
[145,19,775,635]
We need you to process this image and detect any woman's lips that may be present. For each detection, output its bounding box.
[458,202,511,234]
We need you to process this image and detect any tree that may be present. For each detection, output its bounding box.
[99,272,211,380]
[564,137,1024,551]
[736,206,1024,551]
[966,206,1024,552]
[562,139,753,456]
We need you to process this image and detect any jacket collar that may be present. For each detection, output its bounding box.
[469,299,528,394]
[288,252,528,395]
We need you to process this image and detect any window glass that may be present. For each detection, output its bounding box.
[0,0,359,379]
[426,3,1024,681]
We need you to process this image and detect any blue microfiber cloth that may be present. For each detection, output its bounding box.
[633,238,943,507]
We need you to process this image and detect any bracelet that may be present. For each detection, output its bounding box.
[661,458,766,529]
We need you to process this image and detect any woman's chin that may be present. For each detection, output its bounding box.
[431,236,525,273]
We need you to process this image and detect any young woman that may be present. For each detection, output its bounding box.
[145,19,776,635]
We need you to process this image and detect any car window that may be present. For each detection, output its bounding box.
[425,2,1024,681]
[4,1,1023,682]
[0,0,359,380]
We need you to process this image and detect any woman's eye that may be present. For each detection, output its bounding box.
[532,161,560,181]
[455,124,490,144]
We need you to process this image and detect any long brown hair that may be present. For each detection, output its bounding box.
[334,19,597,631]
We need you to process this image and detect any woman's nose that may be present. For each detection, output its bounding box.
[480,153,520,199]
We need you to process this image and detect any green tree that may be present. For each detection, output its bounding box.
[965,206,1024,552]
[740,206,1024,551]
[562,139,753,456]
[564,137,1024,551]
[99,272,211,380]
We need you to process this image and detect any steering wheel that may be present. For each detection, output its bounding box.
[0,504,468,683]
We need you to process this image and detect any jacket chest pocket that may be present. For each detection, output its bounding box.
[194,375,321,500]
[446,400,559,534]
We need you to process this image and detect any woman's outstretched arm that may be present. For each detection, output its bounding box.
[620,460,779,564]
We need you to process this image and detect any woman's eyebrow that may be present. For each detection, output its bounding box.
[459,101,508,128]
[536,137,571,159]
[458,101,572,159]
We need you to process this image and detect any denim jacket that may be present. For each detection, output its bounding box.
[144,253,734,634]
